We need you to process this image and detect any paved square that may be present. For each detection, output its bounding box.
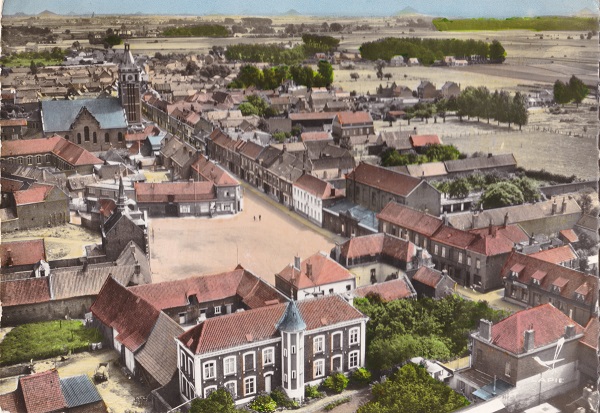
[148,187,342,285]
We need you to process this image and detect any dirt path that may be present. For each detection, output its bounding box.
[294,387,371,413]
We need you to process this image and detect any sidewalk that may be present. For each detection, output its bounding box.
[454,285,524,313]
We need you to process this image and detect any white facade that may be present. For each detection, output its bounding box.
[293,185,324,226]
[297,279,356,300]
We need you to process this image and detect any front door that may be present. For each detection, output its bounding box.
[265,375,272,393]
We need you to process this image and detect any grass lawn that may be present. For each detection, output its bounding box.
[0,58,63,68]
[0,320,102,366]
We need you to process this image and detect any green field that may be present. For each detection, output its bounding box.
[163,24,230,37]
[0,49,66,68]
[1,58,63,68]
[0,320,102,366]
[433,16,598,32]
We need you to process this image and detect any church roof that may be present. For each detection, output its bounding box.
[41,98,127,132]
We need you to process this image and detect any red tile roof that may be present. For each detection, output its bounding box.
[410,135,441,147]
[500,252,598,306]
[134,181,216,203]
[377,202,443,237]
[0,119,28,127]
[277,252,354,290]
[19,369,66,413]
[353,277,416,301]
[238,141,264,160]
[412,266,444,288]
[13,183,55,206]
[91,277,160,352]
[1,136,103,166]
[1,177,25,193]
[529,246,578,265]
[294,174,335,199]
[129,268,285,311]
[334,111,373,125]
[0,391,25,413]
[179,294,366,354]
[0,239,46,267]
[339,233,416,263]
[489,304,583,354]
[125,125,159,142]
[469,224,529,245]
[559,229,579,244]
[580,317,598,351]
[191,155,239,186]
[1,278,51,307]
[289,112,337,121]
[348,163,425,197]
[431,226,478,249]
[301,132,332,142]
[98,198,117,218]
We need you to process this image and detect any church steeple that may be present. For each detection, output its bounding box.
[277,300,306,402]
[119,43,142,125]
[117,176,126,212]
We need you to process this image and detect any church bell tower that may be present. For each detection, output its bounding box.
[119,43,142,125]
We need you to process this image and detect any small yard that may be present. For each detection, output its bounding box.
[0,320,102,366]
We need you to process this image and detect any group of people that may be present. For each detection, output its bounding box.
[253,215,261,221]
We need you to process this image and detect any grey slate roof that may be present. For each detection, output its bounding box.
[277,301,306,332]
[41,98,127,132]
[444,154,517,173]
[135,312,184,386]
[60,375,102,408]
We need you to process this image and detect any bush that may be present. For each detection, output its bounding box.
[305,384,325,399]
[324,396,351,411]
[350,368,372,385]
[322,373,349,394]
[270,387,298,409]
[249,394,277,413]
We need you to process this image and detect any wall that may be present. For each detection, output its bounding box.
[405,182,441,217]
[539,181,597,198]
[1,296,96,326]
[16,194,69,230]
[349,262,402,287]
[1,217,19,233]
[55,109,127,152]
[298,279,355,300]
[519,212,582,237]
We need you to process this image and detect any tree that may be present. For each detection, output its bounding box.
[185,61,199,75]
[448,178,471,198]
[512,177,540,203]
[190,388,236,413]
[511,92,528,130]
[350,72,360,81]
[480,182,524,209]
[239,102,260,116]
[317,59,334,87]
[568,75,589,107]
[384,73,392,81]
[375,60,385,80]
[329,22,343,32]
[29,60,38,75]
[489,39,506,63]
[577,192,594,214]
[553,80,571,105]
[322,372,349,394]
[249,394,277,413]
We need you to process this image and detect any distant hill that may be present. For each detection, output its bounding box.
[574,7,597,17]
[13,12,28,17]
[38,10,60,17]
[395,6,419,16]
[282,9,302,16]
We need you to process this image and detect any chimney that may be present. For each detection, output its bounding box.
[479,319,492,342]
[442,212,448,226]
[306,263,313,278]
[334,243,341,262]
[564,324,576,339]
[551,198,557,215]
[561,197,567,214]
[488,219,493,235]
[503,212,509,228]
[529,232,535,246]
[416,247,423,260]
[5,249,12,267]
[413,127,417,134]
[524,329,535,352]
[487,153,492,158]
[293,256,301,271]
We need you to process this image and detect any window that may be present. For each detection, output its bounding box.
[349,350,360,369]
[118,132,123,142]
[292,370,296,379]
[225,381,237,398]
[467,256,472,266]
[291,345,296,354]
[505,361,511,377]
[314,336,324,354]
[441,247,446,258]
[84,126,90,141]
[18,157,23,165]
[332,332,342,350]
[214,305,221,315]
[45,154,50,162]
[65,134,70,141]
[105,133,110,143]
[27,156,32,165]
[180,205,191,214]
[314,359,325,378]
[204,386,217,398]
[349,328,359,345]
[36,155,41,164]
[263,348,274,366]
[284,348,287,357]
[458,252,463,264]
[415,234,419,244]
[244,377,256,396]
[328,288,334,294]
[77,133,81,144]
[434,245,439,255]
[203,361,216,379]
[93,132,97,143]
[243,352,255,372]
[476,259,481,270]
[223,356,236,376]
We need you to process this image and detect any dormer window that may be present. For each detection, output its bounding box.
[575,293,585,302]
[552,285,560,294]
[532,278,540,286]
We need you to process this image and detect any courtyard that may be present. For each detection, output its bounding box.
[148,183,344,285]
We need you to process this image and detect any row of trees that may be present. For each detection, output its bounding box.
[359,37,506,64]
[354,295,508,372]
[228,60,334,90]
[224,43,306,65]
[554,75,589,106]
[381,144,463,167]
[301,33,340,55]
[162,24,230,37]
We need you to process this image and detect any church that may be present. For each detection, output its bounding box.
[41,44,142,152]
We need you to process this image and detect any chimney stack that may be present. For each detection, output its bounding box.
[5,249,12,267]
[488,219,493,236]
[561,197,567,214]
[479,319,492,342]
[334,243,341,262]
[524,329,535,352]
[503,212,509,228]
[551,198,557,215]
[564,324,576,339]
[306,263,313,278]
[529,232,535,246]
[293,256,301,271]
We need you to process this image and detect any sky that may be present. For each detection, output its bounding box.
[2,0,598,18]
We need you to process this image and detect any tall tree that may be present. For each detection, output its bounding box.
[489,39,506,63]
[316,59,334,87]
[553,80,571,105]
[568,75,589,107]
[511,92,528,130]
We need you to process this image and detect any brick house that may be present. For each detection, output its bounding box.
[331,111,374,143]
[275,252,356,300]
[175,295,368,405]
[454,304,585,408]
[501,251,598,326]
[528,245,579,268]
[191,154,243,213]
[439,81,460,99]
[0,369,107,413]
[353,276,417,301]
[417,81,437,99]
[41,98,128,151]
[293,173,342,227]
[10,183,69,231]
[346,162,441,215]
[411,267,456,299]
[0,119,28,141]
[1,135,103,175]
[0,239,46,270]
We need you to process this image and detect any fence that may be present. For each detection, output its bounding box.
[539,181,598,198]
[442,126,595,140]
